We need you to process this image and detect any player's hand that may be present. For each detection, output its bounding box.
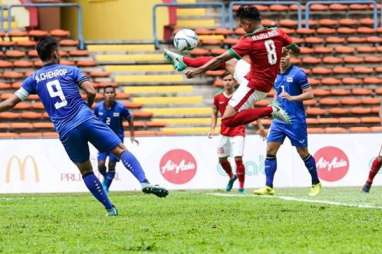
[258,128,267,140]
[185,68,202,79]
[208,129,215,139]
[130,137,139,145]
[280,91,293,101]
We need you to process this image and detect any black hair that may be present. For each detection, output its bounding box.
[104,85,116,93]
[236,5,261,21]
[36,36,58,61]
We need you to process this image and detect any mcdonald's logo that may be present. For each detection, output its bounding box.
[5,155,39,183]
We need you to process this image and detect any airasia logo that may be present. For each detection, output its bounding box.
[160,149,197,184]
[314,146,349,182]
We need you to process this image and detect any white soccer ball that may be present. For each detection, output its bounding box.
[173,29,198,52]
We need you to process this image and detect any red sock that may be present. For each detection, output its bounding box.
[183,56,226,69]
[219,158,233,178]
[222,107,273,128]
[235,158,245,189]
[367,157,382,184]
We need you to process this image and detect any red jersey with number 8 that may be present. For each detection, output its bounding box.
[229,27,292,93]
[214,92,245,137]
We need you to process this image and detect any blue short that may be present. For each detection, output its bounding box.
[267,120,308,148]
[60,117,121,163]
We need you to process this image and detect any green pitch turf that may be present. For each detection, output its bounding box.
[1,187,382,254]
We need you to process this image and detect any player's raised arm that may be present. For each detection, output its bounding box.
[185,51,234,79]
[209,99,219,138]
[80,80,97,107]
[0,94,21,112]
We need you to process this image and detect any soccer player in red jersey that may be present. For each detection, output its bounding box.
[184,6,299,128]
[209,71,266,193]
[362,104,382,193]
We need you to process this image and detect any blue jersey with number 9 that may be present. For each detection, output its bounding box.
[20,63,94,138]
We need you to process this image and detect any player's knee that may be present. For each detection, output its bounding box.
[98,163,107,175]
[297,148,310,159]
[219,157,229,163]
[111,143,126,158]
[234,156,243,162]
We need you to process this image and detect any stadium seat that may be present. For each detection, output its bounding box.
[352,88,373,96]
[347,37,367,43]
[314,47,333,54]
[353,66,373,74]
[322,56,342,64]
[335,46,353,54]
[337,27,356,34]
[317,27,336,35]
[357,46,375,53]
[325,127,347,133]
[361,117,381,124]
[342,77,361,86]
[314,89,331,96]
[333,66,352,74]
[319,98,337,105]
[332,89,351,96]
[325,36,346,43]
[340,97,362,105]
[339,18,357,27]
[349,127,370,133]
[321,77,341,86]
[361,97,381,105]
[329,108,350,115]
[350,107,371,115]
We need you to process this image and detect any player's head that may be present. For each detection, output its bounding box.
[103,85,116,104]
[36,36,60,63]
[280,48,292,71]
[236,5,261,33]
[222,72,236,92]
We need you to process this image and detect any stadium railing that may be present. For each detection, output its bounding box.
[0,3,85,49]
[152,2,225,49]
[304,0,379,29]
[228,1,303,30]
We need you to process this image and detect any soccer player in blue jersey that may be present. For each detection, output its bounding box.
[94,85,139,192]
[0,37,168,216]
[254,49,321,196]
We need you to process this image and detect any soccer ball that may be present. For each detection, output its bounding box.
[173,29,198,52]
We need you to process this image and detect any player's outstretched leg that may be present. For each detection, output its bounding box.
[362,156,382,193]
[219,157,237,192]
[112,145,169,198]
[254,154,276,195]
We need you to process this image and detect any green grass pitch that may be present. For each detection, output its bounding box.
[1,187,382,254]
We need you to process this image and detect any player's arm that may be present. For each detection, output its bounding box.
[253,119,267,139]
[185,51,234,79]
[0,94,21,112]
[1,76,35,111]
[379,101,382,125]
[281,87,313,101]
[80,81,96,107]
[208,104,218,138]
[126,115,139,145]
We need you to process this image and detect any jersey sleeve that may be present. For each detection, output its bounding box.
[228,37,252,59]
[15,76,36,101]
[295,70,310,90]
[72,67,89,85]
[121,106,132,121]
[278,28,293,46]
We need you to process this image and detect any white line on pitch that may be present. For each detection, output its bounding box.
[208,193,382,210]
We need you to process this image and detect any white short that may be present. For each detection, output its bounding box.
[217,135,245,158]
[230,59,267,111]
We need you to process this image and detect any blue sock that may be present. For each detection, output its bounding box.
[303,155,320,185]
[265,155,277,188]
[120,150,149,184]
[82,172,113,209]
[103,171,116,190]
